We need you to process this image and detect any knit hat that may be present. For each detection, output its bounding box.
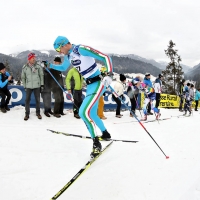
[28,53,35,60]
[133,77,140,84]
[0,63,5,70]
[145,72,151,76]
[158,74,163,78]
[120,74,126,82]
[54,57,61,62]
[53,36,69,51]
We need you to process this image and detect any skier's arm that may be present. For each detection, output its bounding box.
[78,45,113,74]
[50,55,71,72]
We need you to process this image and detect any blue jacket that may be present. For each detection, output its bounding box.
[195,90,200,101]
[0,71,10,90]
[143,77,153,87]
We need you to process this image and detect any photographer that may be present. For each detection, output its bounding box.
[0,63,12,113]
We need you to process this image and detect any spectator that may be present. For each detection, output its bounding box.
[41,63,54,117]
[177,79,186,112]
[0,63,12,113]
[50,57,65,118]
[21,53,44,120]
[195,88,200,111]
[143,73,153,115]
[112,74,126,118]
[66,67,84,119]
[127,77,141,117]
[154,74,164,108]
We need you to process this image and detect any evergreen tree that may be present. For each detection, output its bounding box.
[162,40,184,95]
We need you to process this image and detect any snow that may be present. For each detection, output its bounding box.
[1,106,200,200]
[40,50,50,56]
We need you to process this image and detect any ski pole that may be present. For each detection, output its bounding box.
[43,66,79,110]
[109,85,169,159]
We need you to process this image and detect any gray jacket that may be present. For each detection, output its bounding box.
[21,62,44,89]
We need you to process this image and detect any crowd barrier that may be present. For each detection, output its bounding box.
[0,86,198,109]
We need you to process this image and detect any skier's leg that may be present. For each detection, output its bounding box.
[79,81,106,138]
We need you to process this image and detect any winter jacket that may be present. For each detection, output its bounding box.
[189,88,194,100]
[127,84,139,99]
[66,68,84,90]
[43,69,52,92]
[0,71,10,91]
[195,90,200,101]
[154,78,162,93]
[21,62,44,89]
[49,69,64,90]
[113,80,126,96]
[143,77,153,87]
[177,81,184,95]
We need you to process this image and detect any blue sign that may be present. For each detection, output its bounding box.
[0,86,141,110]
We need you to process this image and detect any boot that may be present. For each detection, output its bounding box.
[156,111,161,120]
[24,115,29,121]
[141,115,147,121]
[74,114,81,119]
[36,114,42,119]
[90,137,102,159]
[183,111,187,116]
[44,112,50,117]
[100,130,111,140]
[54,113,61,118]
[5,105,10,111]
[1,107,7,113]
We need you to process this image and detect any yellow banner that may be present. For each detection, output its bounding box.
[140,93,198,108]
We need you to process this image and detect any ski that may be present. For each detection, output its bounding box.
[47,129,138,143]
[50,141,113,200]
[113,117,171,124]
[142,117,171,123]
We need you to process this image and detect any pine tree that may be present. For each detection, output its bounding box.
[162,40,184,95]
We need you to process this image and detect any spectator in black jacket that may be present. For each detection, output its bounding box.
[50,57,65,118]
[0,63,12,113]
[177,79,185,112]
[41,66,54,117]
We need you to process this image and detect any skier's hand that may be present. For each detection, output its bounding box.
[102,76,112,87]
[41,61,49,68]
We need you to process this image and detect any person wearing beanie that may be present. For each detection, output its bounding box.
[177,79,186,112]
[143,73,153,115]
[0,63,12,113]
[21,52,44,120]
[112,74,126,118]
[154,74,164,108]
[49,35,113,159]
[127,76,141,117]
[49,57,66,118]
[141,73,160,121]
[183,82,194,116]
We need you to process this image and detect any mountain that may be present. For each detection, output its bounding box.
[115,54,191,73]
[109,55,162,76]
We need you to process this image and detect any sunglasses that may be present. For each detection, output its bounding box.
[55,44,62,52]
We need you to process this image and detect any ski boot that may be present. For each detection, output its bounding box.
[99,130,111,141]
[141,115,147,121]
[183,111,187,116]
[156,110,161,120]
[90,137,102,159]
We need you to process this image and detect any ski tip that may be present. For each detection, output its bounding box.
[166,156,169,159]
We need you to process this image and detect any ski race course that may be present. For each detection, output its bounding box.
[1,106,200,200]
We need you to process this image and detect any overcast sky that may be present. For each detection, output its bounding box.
[0,0,200,67]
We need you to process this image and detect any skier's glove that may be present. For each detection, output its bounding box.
[102,76,112,87]
[41,61,49,68]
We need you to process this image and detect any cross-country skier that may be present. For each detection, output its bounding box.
[141,73,160,121]
[183,82,192,116]
[46,36,113,158]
